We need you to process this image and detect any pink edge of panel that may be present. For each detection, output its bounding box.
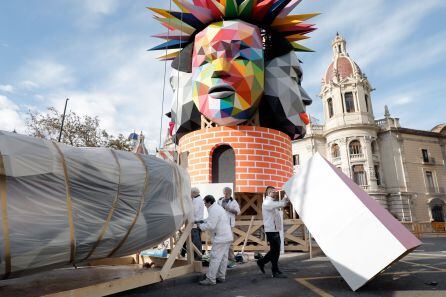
[320,155,422,250]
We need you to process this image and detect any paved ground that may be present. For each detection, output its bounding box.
[113,236,446,297]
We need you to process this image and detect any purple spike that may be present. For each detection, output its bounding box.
[277,0,302,18]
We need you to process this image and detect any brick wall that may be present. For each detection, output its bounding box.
[179,126,293,193]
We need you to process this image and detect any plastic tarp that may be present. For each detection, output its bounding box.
[0,131,192,278]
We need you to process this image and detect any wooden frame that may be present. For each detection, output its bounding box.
[231,219,308,252]
[0,221,202,297]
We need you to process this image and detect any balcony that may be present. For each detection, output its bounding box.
[332,156,341,164]
[350,153,364,160]
[422,157,436,165]
[375,119,387,128]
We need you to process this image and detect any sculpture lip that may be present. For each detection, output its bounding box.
[208,84,235,99]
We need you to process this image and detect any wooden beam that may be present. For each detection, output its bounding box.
[160,221,193,280]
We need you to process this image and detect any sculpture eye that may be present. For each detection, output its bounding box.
[235,55,249,61]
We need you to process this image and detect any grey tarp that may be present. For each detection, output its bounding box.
[0,131,192,278]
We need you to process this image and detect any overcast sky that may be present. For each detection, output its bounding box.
[1,0,445,150]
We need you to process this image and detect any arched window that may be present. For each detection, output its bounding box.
[371,140,377,155]
[352,164,367,186]
[349,140,362,155]
[344,92,355,113]
[331,144,340,158]
[431,204,445,222]
[327,98,334,118]
[212,145,235,184]
[429,198,445,222]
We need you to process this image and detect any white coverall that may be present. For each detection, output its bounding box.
[198,203,233,283]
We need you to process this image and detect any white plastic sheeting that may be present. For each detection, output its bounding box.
[0,131,192,278]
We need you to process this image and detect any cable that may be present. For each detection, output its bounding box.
[173,5,185,163]
[158,0,173,148]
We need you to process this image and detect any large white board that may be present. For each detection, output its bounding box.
[283,153,421,291]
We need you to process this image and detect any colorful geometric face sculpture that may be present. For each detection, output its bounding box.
[192,21,264,125]
[149,0,319,141]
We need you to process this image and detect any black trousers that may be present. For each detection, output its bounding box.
[181,228,202,258]
[259,232,281,273]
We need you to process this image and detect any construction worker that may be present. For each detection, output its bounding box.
[218,187,240,268]
[257,186,289,278]
[182,187,204,259]
[197,195,233,285]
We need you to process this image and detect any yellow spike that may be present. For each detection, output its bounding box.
[172,0,190,12]
[291,42,314,52]
[147,7,172,18]
[273,13,320,25]
[157,49,182,60]
[285,34,310,42]
[271,19,303,28]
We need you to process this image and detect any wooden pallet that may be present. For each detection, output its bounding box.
[0,221,202,297]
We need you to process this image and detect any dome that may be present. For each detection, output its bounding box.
[324,34,363,83]
[128,132,139,141]
[431,124,446,135]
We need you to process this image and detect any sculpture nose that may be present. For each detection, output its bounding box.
[212,59,231,79]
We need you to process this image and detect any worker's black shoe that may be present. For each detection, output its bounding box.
[256,260,265,274]
[216,278,226,283]
[272,272,287,278]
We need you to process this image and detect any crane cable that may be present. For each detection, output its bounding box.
[158,0,173,149]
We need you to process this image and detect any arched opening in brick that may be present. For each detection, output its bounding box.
[212,144,235,184]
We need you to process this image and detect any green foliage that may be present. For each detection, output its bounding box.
[25,107,132,151]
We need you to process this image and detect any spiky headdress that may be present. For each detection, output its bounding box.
[149,0,318,60]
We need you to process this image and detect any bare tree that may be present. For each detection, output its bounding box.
[26,107,132,151]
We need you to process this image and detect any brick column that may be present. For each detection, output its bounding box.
[179,126,293,193]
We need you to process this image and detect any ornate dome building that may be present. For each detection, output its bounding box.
[293,34,446,223]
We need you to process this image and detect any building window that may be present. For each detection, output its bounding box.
[327,98,334,118]
[422,149,429,163]
[371,140,377,155]
[293,154,300,166]
[349,140,362,155]
[431,205,445,222]
[352,164,367,186]
[212,145,235,184]
[425,171,435,192]
[344,92,355,113]
[365,94,369,112]
[331,144,340,158]
[374,165,381,186]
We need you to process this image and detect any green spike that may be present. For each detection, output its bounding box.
[292,42,314,52]
[226,0,238,18]
[238,0,255,18]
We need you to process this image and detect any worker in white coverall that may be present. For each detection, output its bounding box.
[257,186,289,278]
[217,187,240,268]
[197,195,233,285]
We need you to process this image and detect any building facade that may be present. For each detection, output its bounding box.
[293,34,446,222]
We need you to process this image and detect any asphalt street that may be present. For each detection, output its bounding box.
[113,236,446,297]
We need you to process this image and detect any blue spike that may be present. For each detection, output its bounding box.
[264,0,292,23]
[149,39,186,51]
[169,12,204,29]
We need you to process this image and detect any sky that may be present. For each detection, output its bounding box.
[1,0,445,150]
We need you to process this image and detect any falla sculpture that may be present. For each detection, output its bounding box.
[149,0,318,141]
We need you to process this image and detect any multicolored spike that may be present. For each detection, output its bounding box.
[148,0,318,59]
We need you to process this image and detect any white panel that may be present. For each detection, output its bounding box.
[284,153,420,291]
